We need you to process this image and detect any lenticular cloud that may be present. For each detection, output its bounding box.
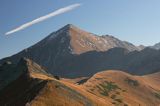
[5,3,81,35]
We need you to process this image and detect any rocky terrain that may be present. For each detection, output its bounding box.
[1,25,160,77]
[1,24,160,105]
[0,24,148,77]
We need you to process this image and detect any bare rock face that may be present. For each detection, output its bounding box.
[1,24,160,78]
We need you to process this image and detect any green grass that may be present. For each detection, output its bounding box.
[97,81,120,96]
[154,92,160,99]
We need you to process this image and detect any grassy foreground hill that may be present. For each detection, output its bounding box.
[0,58,109,106]
[80,70,160,106]
[0,58,160,106]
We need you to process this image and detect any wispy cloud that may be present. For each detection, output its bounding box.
[5,3,81,35]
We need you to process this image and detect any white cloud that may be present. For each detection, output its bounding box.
[5,3,81,35]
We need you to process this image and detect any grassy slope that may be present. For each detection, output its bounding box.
[1,58,160,106]
[80,70,160,106]
[0,58,110,106]
[30,72,110,106]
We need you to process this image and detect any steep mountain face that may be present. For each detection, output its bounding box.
[0,58,51,91]
[0,24,147,77]
[1,47,159,78]
[0,58,109,106]
[151,42,160,50]
[67,25,140,53]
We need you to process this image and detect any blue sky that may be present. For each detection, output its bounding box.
[1,0,160,59]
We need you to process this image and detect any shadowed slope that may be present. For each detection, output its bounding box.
[0,58,53,105]
[0,24,147,78]
[0,58,109,106]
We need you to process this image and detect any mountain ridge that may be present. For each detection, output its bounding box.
[81,70,160,105]
[0,58,109,106]
[151,42,160,50]
[0,58,160,105]
[1,24,160,77]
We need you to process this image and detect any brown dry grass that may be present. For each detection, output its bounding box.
[80,70,160,106]
[30,78,111,106]
[2,58,160,106]
[28,69,111,106]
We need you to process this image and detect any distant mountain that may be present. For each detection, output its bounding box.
[136,45,146,50]
[151,42,160,50]
[2,24,160,78]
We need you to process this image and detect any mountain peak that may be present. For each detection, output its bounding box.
[58,24,78,32]
[47,24,88,42]
[0,24,146,77]
[64,24,75,28]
